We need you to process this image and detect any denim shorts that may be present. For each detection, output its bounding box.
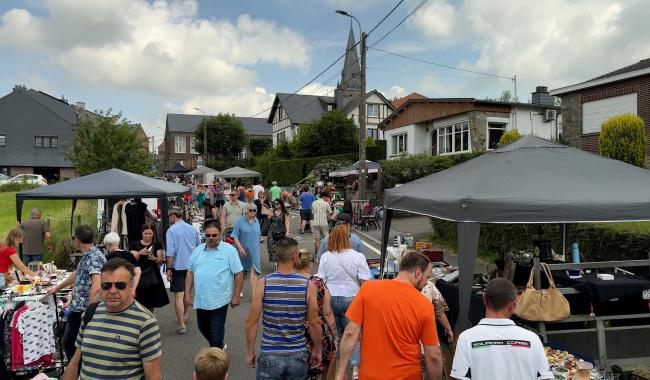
[256,350,308,379]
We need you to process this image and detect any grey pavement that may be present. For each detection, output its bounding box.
[154,213,445,379]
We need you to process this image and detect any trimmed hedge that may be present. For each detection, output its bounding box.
[269,153,358,185]
[430,219,650,264]
[380,152,482,188]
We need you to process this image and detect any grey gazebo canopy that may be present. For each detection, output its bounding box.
[380,136,650,331]
[216,166,262,178]
[187,166,219,176]
[16,168,189,240]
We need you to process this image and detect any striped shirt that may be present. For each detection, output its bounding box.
[75,301,161,380]
[261,272,309,354]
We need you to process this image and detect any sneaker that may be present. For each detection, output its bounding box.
[240,291,244,297]
[223,343,228,352]
[176,326,187,334]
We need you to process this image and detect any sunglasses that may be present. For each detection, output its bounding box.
[101,281,128,290]
[230,194,238,197]
[247,209,257,212]
[205,234,219,237]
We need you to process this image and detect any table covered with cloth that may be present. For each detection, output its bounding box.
[552,270,650,303]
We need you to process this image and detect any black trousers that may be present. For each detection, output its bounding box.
[196,305,229,348]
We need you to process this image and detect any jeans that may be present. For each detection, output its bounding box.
[256,350,308,379]
[24,254,44,264]
[63,311,83,360]
[331,296,360,367]
[196,305,229,348]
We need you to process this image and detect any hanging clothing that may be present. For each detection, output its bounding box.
[125,200,149,242]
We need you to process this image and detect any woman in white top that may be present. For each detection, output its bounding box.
[316,225,371,379]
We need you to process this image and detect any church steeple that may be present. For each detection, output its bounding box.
[335,25,361,109]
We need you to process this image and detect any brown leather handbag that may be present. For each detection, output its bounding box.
[515,262,570,321]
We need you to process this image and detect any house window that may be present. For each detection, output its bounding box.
[277,131,286,142]
[367,104,380,118]
[35,136,58,148]
[391,133,408,155]
[0,134,5,147]
[174,135,186,153]
[368,128,379,140]
[279,107,286,120]
[436,122,470,155]
[487,122,507,150]
[190,137,198,154]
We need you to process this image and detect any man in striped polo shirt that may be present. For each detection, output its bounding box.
[245,238,322,379]
[63,259,162,380]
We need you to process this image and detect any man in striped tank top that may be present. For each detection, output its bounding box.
[245,238,322,379]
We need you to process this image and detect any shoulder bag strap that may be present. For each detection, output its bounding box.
[526,262,537,289]
[331,253,360,286]
[540,262,557,288]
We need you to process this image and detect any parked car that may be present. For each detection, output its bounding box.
[0,174,11,185]
[9,174,48,186]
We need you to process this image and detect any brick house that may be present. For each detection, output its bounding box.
[163,113,271,169]
[551,59,650,160]
[0,85,100,181]
[379,87,560,159]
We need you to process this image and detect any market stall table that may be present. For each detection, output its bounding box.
[553,270,650,304]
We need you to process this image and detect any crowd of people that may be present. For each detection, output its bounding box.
[0,181,556,380]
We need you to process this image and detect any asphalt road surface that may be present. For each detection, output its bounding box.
[155,213,346,379]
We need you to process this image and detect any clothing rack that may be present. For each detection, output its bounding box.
[1,292,66,378]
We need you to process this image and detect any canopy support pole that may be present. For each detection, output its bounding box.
[379,208,393,279]
[16,199,23,223]
[160,196,170,248]
[561,223,567,261]
[70,199,78,236]
[457,222,481,332]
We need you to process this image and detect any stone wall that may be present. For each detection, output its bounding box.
[469,111,510,152]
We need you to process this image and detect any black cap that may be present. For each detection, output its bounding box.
[337,213,352,224]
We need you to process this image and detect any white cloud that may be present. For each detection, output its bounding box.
[0,0,312,134]
[382,85,405,100]
[407,0,650,100]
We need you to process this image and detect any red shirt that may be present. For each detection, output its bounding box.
[0,246,17,273]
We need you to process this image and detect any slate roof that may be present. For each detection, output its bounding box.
[340,89,397,114]
[590,58,650,81]
[266,93,335,124]
[23,89,77,124]
[166,114,271,136]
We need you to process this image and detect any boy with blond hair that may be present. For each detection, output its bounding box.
[194,348,229,380]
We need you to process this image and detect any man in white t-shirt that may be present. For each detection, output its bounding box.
[451,278,553,380]
[252,180,264,201]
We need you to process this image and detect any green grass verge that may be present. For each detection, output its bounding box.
[0,192,97,264]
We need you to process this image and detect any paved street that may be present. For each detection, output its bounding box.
[152,213,474,379]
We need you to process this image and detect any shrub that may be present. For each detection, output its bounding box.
[499,130,521,146]
[0,182,39,192]
[268,153,358,185]
[430,218,650,266]
[599,114,646,167]
[380,152,481,188]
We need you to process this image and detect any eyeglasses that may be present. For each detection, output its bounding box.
[101,281,128,290]
[230,194,238,197]
[205,234,219,237]
[247,209,257,212]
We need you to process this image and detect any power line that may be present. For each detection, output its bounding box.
[367,66,497,80]
[369,46,514,80]
[369,0,428,48]
[247,0,406,119]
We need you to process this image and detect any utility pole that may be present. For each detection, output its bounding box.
[336,9,367,199]
[194,107,207,164]
[358,31,367,200]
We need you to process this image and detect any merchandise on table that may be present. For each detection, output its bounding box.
[543,347,596,379]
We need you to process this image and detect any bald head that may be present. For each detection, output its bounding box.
[30,208,41,219]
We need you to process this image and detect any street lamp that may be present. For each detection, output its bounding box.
[336,9,368,200]
[194,107,207,165]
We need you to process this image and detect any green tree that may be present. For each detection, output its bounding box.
[599,114,646,167]
[194,113,247,160]
[65,110,152,176]
[293,110,358,158]
[249,137,273,157]
[499,130,521,146]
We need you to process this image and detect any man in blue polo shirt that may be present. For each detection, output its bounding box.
[317,213,367,260]
[166,207,201,334]
[184,222,243,349]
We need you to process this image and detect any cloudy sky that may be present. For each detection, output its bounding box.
[1,0,648,147]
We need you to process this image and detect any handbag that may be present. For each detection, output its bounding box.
[260,219,271,237]
[138,265,160,288]
[514,262,570,322]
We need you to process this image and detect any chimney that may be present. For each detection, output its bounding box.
[13,85,27,93]
[76,101,85,110]
[531,86,555,107]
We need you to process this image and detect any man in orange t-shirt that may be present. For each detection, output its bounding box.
[336,252,442,380]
